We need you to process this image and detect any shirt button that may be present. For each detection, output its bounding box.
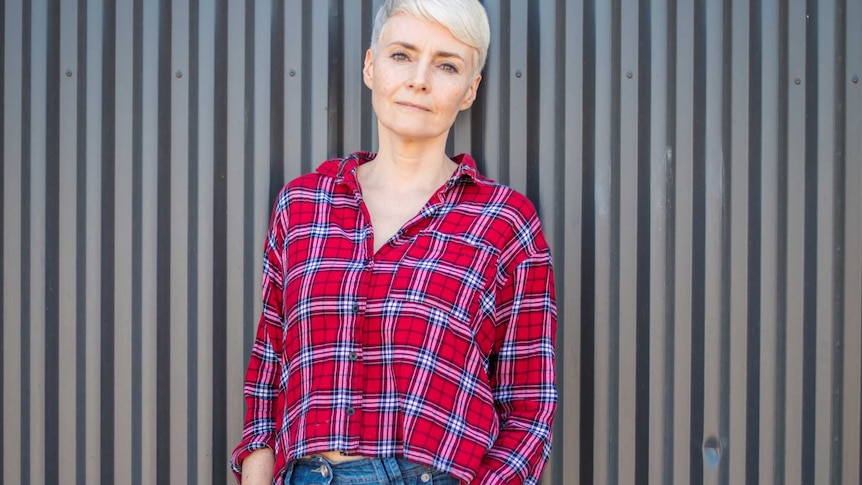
[352,302,360,314]
[420,472,431,482]
[348,352,358,362]
[346,406,355,416]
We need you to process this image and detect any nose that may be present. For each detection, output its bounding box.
[408,63,429,91]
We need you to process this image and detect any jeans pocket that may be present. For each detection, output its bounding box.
[403,467,459,485]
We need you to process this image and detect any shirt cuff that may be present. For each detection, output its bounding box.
[230,440,274,483]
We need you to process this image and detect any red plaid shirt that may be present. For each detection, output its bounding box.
[231,152,557,484]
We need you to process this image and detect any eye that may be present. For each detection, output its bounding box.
[390,51,409,62]
[440,63,459,73]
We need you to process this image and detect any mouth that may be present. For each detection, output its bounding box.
[396,101,431,112]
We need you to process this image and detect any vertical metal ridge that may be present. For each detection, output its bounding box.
[300,0,311,174]
[130,0,144,482]
[497,0,510,185]
[719,1,733,483]
[187,1,200,482]
[74,0,89,483]
[269,0,284,203]
[690,0,707,482]
[774,0,789,480]
[608,0,622,481]
[525,0,539,205]
[328,0,343,158]
[549,0,568,482]
[830,1,848,483]
[156,0,173,478]
[663,1,679,482]
[635,0,652,480]
[99,0,116,482]
[44,0,62,481]
[745,1,763,483]
[580,0,596,482]
[0,0,6,469]
[211,0,228,478]
[507,0,528,192]
[242,0,256,378]
[20,1,33,482]
[801,0,819,481]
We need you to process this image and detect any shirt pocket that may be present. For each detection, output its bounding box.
[387,232,499,343]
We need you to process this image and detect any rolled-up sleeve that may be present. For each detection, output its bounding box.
[230,196,287,482]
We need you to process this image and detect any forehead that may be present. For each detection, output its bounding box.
[378,13,473,56]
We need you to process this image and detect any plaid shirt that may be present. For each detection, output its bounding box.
[231,152,557,484]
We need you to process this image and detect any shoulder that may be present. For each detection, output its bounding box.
[452,157,549,261]
[454,154,539,224]
[272,152,371,211]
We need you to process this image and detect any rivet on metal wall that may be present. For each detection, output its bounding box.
[65,69,73,77]
[289,69,297,77]
[626,70,633,79]
[853,74,859,84]
[515,70,522,79]
[794,78,802,85]
[176,70,183,79]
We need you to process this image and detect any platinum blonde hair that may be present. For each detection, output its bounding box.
[369,0,491,76]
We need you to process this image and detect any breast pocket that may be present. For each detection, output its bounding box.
[388,232,498,342]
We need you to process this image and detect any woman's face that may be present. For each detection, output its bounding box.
[363,13,482,145]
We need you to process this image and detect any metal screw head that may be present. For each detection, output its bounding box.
[794,78,802,85]
[626,70,633,79]
[175,70,183,79]
[515,69,522,78]
[65,69,73,77]
[852,74,859,84]
[289,69,296,77]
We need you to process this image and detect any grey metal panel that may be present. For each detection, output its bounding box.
[672,0,696,482]
[29,1,49,484]
[701,0,727,483]
[785,0,808,481]
[559,0,584,483]
[2,0,24,480]
[814,1,838,483]
[758,0,781,481]
[647,0,672,483]
[58,0,80,479]
[843,2,862,484]
[3,0,862,484]
[193,0,215,482]
[727,1,751,484]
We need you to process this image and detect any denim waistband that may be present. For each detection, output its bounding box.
[283,454,458,485]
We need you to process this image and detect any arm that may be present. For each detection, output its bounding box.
[230,196,288,483]
[241,448,276,485]
[471,249,557,485]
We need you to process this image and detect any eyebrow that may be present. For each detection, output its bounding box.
[389,41,466,63]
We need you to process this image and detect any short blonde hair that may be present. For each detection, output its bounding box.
[370,0,491,76]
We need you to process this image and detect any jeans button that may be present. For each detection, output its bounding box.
[420,472,431,482]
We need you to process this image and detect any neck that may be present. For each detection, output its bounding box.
[365,130,456,191]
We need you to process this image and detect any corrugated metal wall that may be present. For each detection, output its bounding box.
[2,0,861,484]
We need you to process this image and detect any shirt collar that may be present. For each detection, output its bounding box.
[318,151,482,189]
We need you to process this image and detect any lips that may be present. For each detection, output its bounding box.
[396,101,431,112]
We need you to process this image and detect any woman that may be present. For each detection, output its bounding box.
[231,1,557,483]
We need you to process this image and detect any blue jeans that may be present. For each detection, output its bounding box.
[283,455,460,485]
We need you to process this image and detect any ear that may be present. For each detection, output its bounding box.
[363,49,374,89]
[460,74,482,111]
